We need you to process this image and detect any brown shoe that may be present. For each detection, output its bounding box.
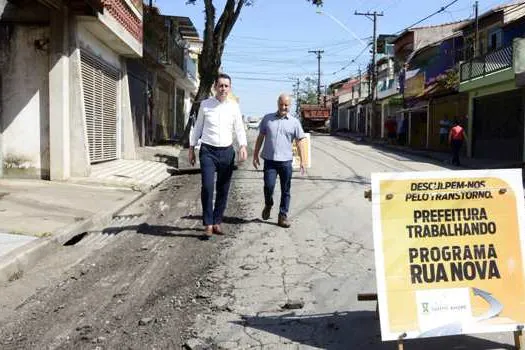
[203,225,213,239]
[262,205,272,220]
[278,214,291,228]
[212,224,224,235]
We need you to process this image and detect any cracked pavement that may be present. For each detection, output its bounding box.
[190,132,516,350]
[0,133,517,349]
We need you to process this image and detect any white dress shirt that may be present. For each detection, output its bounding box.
[190,97,247,148]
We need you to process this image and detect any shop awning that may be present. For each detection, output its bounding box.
[396,101,428,113]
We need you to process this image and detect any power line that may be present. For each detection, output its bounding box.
[330,42,371,75]
[233,77,295,82]
[394,0,461,34]
[355,10,383,103]
[228,70,317,76]
[230,34,326,44]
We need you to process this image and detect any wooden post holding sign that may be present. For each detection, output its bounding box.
[370,169,525,348]
[292,133,311,169]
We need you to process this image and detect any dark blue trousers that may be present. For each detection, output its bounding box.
[199,144,235,226]
[263,160,293,217]
[451,139,463,166]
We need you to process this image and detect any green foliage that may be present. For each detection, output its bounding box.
[436,68,459,90]
[297,77,319,105]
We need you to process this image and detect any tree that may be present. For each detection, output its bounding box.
[181,0,323,146]
[297,77,319,105]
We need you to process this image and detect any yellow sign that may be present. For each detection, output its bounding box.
[292,133,311,169]
[372,169,525,340]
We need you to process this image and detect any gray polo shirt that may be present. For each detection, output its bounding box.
[259,112,305,161]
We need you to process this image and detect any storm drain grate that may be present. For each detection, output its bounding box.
[101,214,145,235]
[63,214,144,246]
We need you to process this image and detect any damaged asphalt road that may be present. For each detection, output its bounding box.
[0,173,235,349]
[0,133,517,350]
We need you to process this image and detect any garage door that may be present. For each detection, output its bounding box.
[473,89,524,161]
[81,51,119,163]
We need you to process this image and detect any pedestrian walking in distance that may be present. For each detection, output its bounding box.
[189,73,248,238]
[448,118,467,166]
[252,93,307,228]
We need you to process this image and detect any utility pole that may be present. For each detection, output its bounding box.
[357,65,362,99]
[355,10,383,137]
[354,10,383,102]
[293,78,300,116]
[474,1,479,57]
[308,50,324,105]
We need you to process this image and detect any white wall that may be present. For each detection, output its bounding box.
[77,22,121,69]
[120,60,137,159]
[1,26,49,177]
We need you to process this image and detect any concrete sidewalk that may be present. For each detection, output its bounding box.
[0,179,141,281]
[334,131,522,170]
[0,154,178,282]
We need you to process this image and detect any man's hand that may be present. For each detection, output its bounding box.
[300,163,306,176]
[239,145,248,162]
[253,154,260,169]
[188,148,196,167]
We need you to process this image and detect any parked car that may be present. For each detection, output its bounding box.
[247,119,260,129]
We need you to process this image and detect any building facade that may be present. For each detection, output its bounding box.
[0,0,143,179]
[459,2,525,162]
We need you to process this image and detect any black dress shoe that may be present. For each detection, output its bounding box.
[262,205,272,220]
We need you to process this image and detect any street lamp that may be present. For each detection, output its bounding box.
[316,10,367,47]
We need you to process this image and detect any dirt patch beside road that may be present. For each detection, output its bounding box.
[0,173,245,349]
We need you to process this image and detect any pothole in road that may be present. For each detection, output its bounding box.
[63,232,88,246]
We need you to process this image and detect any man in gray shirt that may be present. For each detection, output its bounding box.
[252,93,306,228]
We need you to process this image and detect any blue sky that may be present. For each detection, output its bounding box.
[155,0,507,117]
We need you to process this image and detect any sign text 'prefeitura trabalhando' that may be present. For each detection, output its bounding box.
[371,169,525,341]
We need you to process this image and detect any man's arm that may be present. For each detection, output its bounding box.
[252,133,265,169]
[233,105,248,161]
[188,104,205,166]
[293,119,307,174]
[296,137,307,174]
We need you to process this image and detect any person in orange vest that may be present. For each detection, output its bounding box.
[448,119,467,166]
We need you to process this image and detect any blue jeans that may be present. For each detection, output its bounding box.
[199,144,235,226]
[263,160,292,217]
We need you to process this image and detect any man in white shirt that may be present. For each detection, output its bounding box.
[189,73,248,238]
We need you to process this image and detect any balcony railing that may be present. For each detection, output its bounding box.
[103,0,143,41]
[460,45,513,82]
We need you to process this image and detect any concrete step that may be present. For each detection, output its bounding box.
[69,160,173,192]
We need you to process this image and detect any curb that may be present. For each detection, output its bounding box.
[0,190,145,283]
[334,132,465,168]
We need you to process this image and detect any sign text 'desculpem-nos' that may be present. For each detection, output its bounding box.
[371,169,525,340]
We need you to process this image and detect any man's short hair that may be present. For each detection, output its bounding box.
[215,73,231,84]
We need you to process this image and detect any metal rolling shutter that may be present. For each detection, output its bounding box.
[80,51,119,163]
